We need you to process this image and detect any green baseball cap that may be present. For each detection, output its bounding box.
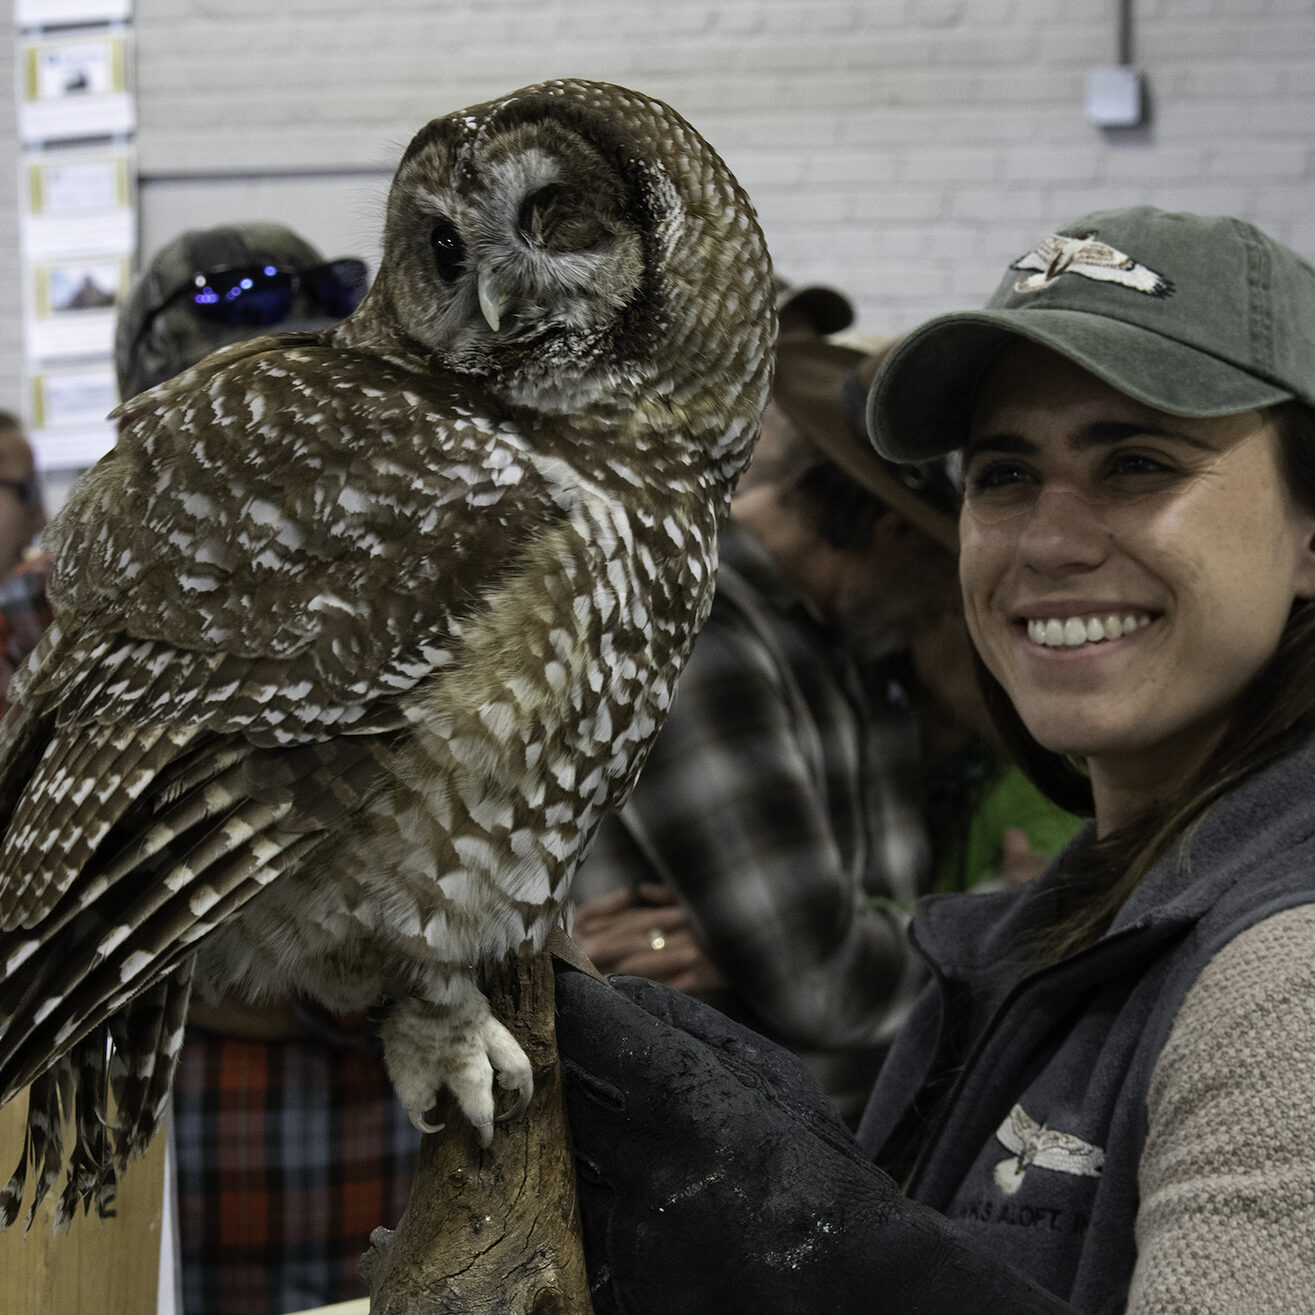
[868,206,1315,461]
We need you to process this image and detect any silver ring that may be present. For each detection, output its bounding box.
[646,928,667,951]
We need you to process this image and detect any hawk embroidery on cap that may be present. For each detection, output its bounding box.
[1011,230,1173,298]
[992,1103,1105,1196]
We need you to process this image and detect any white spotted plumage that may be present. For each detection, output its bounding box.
[0,77,774,1229]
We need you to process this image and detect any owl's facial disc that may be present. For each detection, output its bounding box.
[466,140,643,348]
[477,181,611,334]
[389,119,648,390]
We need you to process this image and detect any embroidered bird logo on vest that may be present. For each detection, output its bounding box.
[993,1103,1105,1196]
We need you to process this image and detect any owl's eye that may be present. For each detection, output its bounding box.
[430,218,466,283]
[517,184,569,242]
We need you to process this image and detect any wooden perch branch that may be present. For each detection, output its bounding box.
[361,944,594,1315]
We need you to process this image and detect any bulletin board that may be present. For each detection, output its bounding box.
[15,0,137,473]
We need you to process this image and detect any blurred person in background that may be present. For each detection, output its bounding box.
[0,414,45,577]
[0,223,367,722]
[772,276,854,342]
[0,412,49,707]
[114,221,367,403]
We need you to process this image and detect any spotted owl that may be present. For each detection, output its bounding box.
[0,77,774,1228]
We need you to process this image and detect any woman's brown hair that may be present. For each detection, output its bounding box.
[976,399,1315,964]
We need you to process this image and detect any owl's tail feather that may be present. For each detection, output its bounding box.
[0,794,291,1099]
[0,800,326,1103]
[0,627,61,840]
[154,733,248,808]
[0,736,389,1093]
[0,735,386,1141]
[12,717,173,867]
[108,962,193,1169]
[0,735,266,1006]
[0,970,191,1234]
[55,1029,115,1230]
[0,1056,71,1231]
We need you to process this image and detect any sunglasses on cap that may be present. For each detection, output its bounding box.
[148,258,368,332]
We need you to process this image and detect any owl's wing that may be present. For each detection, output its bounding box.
[0,339,566,1095]
[50,337,554,722]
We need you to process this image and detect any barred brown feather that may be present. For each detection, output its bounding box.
[0,78,774,1224]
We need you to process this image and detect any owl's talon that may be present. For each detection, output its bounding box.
[382,990,535,1144]
[410,1101,446,1135]
[494,1083,532,1124]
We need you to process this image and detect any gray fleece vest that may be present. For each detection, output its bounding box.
[857,739,1315,1315]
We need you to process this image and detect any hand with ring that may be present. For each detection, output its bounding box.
[572,883,727,994]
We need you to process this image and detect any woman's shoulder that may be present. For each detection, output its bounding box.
[1145,904,1315,1169]
[1157,904,1315,1057]
[1132,905,1315,1313]
[1156,903,1315,1079]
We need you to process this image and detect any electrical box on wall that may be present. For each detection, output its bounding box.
[1085,66,1144,127]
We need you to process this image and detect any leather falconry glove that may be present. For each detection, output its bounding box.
[554,967,1077,1315]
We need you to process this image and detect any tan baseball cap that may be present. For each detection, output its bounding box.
[772,335,959,553]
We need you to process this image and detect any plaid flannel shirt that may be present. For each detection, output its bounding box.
[173,1009,419,1315]
[575,523,931,1115]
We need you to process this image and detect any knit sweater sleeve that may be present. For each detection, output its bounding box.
[1128,903,1315,1314]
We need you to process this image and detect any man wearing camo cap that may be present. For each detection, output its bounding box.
[114,221,366,401]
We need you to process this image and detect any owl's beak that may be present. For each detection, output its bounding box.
[477,265,510,333]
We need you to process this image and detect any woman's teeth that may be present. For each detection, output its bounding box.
[1026,614,1151,649]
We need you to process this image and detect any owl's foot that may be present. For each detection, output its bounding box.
[379,991,533,1145]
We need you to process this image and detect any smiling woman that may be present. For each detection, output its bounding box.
[868,212,1315,969]
[853,204,1315,1307]
[550,205,1315,1315]
[958,343,1315,832]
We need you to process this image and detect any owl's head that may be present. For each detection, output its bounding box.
[355,80,774,418]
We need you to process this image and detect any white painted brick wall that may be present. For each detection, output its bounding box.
[4,0,1315,441]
